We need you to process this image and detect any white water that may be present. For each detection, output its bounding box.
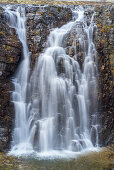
[4,5,31,151]
[5,5,99,158]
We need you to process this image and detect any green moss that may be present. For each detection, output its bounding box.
[0,31,5,36]
[6,46,12,50]
[97,23,102,28]
[2,44,5,48]
[100,25,113,33]
[2,45,12,51]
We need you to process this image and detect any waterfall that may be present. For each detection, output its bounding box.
[4,5,31,152]
[5,5,99,158]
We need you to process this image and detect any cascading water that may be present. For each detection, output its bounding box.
[4,5,31,152]
[5,5,99,158]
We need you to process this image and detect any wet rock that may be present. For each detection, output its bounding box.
[94,4,114,146]
[64,22,87,69]
[0,3,113,151]
[0,7,22,80]
[26,5,72,69]
[58,4,114,147]
[0,4,72,151]
[0,6,22,151]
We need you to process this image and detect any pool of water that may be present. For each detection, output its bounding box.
[0,147,113,170]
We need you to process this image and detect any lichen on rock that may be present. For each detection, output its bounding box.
[0,6,22,151]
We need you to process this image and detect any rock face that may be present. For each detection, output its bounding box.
[0,4,113,151]
[0,7,22,79]
[0,6,22,151]
[26,5,72,68]
[94,4,114,146]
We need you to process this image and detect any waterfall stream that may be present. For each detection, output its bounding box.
[5,5,99,158]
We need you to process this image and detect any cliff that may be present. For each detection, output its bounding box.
[0,3,113,151]
[94,4,114,146]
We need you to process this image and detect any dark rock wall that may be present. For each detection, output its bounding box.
[0,6,22,151]
[0,4,113,151]
[94,4,114,146]
[26,5,72,69]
